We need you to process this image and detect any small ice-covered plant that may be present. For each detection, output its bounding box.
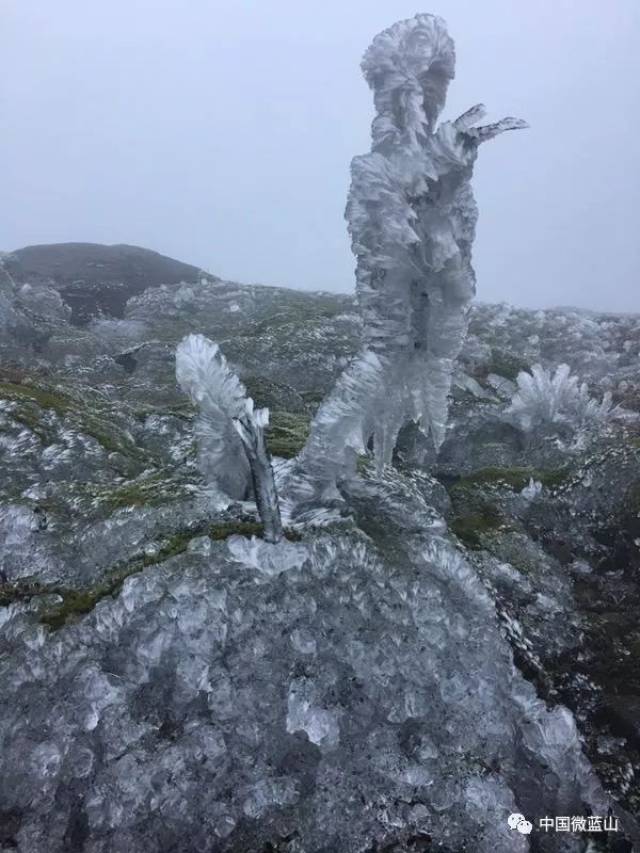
[176,334,283,543]
[506,363,614,434]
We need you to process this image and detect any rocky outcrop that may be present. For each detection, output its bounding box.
[4,243,204,323]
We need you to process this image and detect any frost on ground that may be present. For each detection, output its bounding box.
[0,509,609,853]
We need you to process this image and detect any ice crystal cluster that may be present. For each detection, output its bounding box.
[176,334,282,542]
[506,363,615,435]
[289,14,526,512]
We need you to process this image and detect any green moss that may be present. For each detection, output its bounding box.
[2,518,301,630]
[0,379,148,462]
[38,518,300,627]
[628,482,640,513]
[77,410,146,460]
[0,527,201,631]
[40,589,104,630]
[105,484,155,510]
[0,383,71,445]
[0,572,137,630]
[453,465,570,492]
[208,520,264,540]
[0,381,73,416]
[450,505,505,550]
[300,389,327,407]
[132,403,194,423]
[267,411,310,459]
[10,402,56,444]
[356,454,374,474]
[250,299,344,336]
[487,348,530,382]
[0,580,36,608]
[39,530,198,630]
[102,474,185,511]
[208,520,301,541]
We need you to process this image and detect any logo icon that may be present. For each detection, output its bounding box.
[508,813,533,835]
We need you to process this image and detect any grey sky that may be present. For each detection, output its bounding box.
[2,0,639,312]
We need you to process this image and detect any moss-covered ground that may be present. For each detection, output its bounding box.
[0,519,301,630]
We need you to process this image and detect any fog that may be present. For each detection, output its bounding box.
[2,0,639,312]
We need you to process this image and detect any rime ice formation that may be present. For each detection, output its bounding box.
[506,363,615,436]
[176,334,283,542]
[2,18,640,853]
[0,498,614,853]
[290,14,526,512]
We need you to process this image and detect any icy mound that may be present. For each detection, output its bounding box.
[0,494,607,852]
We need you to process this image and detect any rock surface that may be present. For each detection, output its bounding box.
[4,243,202,324]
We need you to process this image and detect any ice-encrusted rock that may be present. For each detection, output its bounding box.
[226,534,308,575]
[0,488,615,852]
[287,14,526,515]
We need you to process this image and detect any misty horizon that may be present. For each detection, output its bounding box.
[3,0,639,313]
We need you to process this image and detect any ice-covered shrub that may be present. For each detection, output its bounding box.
[176,334,282,542]
[506,363,614,435]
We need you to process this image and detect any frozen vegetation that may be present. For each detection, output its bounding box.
[0,13,639,853]
[286,14,526,518]
[176,334,283,542]
[506,364,616,443]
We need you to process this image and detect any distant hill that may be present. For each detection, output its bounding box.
[4,243,205,324]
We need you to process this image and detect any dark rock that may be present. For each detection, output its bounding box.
[6,243,204,323]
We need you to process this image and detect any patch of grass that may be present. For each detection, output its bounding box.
[356,453,374,474]
[10,402,57,444]
[1,519,301,630]
[249,300,344,336]
[450,505,505,550]
[40,530,199,630]
[453,465,570,492]
[487,348,530,382]
[628,482,640,513]
[267,411,310,459]
[300,389,327,408]
[133,404,194,423]
[102,474,186,511]
[208,520,264,540]
[77,410,147,460]
[104,484,158,510]
[0,379,148,462]
[0,381,73,416]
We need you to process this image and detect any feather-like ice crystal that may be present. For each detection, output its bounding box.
[287,13,527,515]
[176,334,283,541]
